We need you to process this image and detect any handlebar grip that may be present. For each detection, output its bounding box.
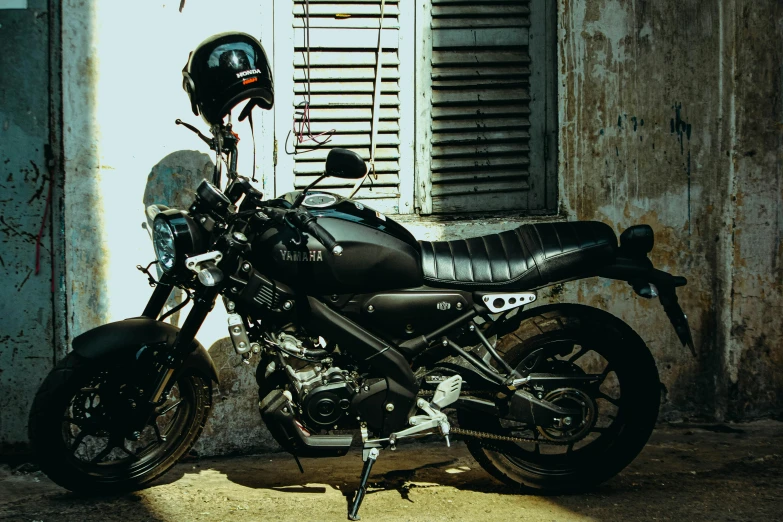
[305,219,343,256]
[292,208,343,256]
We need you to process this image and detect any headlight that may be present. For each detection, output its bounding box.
[153,218,177,271]
[152,210,205,273]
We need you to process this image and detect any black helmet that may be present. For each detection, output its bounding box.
[183,32,274,125]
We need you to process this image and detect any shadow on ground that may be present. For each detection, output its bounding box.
[2,421,782,521]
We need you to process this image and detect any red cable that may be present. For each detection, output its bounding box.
[35,176,52,292]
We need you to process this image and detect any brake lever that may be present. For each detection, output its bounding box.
[175,119,214,148]
[261,207,342,255]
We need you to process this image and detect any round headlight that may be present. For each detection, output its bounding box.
[151,210,205,274]
[153,218,177,271]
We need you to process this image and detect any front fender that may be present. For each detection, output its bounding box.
[71,317,219,383]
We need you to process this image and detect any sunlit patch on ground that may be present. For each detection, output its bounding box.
[2,422,782,521]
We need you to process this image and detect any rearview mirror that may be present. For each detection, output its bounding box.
[325,148,368,179]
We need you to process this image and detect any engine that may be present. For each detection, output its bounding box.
[272,333,359,431]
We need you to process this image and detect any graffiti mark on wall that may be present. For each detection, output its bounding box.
[670,103,693,233]
[671,102,692,154]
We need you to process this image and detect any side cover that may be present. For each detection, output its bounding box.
[72,317,219,383]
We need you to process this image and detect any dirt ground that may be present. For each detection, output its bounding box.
[1,420,781,522]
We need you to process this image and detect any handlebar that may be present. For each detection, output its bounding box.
[175,119,213,147]
[291,208,343,256]
[262,207,343,256]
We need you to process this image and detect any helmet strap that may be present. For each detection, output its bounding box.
[212,125,223,187]
[238,100,258,183]
[249,107,257,183]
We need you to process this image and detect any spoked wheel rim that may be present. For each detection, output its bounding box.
[61,369,195,482]
[475,335,633,477]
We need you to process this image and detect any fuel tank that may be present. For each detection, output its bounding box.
[251,192,422,294]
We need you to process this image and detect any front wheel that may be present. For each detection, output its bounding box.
[28,352,212,493]
[459,307,661,492]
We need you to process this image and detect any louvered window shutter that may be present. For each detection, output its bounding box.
[416,0,556,214]
[274,0,411,215]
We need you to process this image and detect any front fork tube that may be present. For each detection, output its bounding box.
[149,284,220,403]
[124,279,218,435]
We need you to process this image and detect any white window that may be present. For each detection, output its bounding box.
[273,0,556,216]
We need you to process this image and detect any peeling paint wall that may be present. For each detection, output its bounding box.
[557,0,724,417]
[0,3,60,453]
[722,1,783,419]
[557,0,782,420]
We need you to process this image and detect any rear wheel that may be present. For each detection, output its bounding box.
[28,352,212,493]
[459,307,660,491]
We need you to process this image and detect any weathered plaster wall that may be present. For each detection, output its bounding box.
[722,1,783,419]
[556,0,782,420]
[556,0,724,418]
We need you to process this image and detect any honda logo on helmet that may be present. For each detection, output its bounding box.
[237,69,262,78]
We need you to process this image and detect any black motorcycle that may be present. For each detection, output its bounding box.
[28,34,693,521]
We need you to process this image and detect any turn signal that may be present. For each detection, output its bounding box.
[197,265,224,286]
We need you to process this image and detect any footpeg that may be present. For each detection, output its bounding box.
[440,420,451,447]
[348,447,379,521]
[347,377,462,518]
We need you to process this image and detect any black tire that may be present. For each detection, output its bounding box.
[459,306,660,492]
[28,352,212,493]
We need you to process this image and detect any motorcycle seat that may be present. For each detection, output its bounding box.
[419,221,617,291]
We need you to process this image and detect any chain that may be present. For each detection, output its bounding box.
[418,390,496,398]
[451,427,568,446]
[416,391,569,446]
[416,389,573,446]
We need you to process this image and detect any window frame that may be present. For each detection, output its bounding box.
[273,0,415,215]
[274,0,557,217]
[414,0,558,216]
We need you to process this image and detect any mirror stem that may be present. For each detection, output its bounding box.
[293,174,326,208]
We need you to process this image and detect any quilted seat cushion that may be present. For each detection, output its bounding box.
[419,221,617,291]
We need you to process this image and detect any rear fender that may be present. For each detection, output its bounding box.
[597,259,695,354]
[71,317,219,383]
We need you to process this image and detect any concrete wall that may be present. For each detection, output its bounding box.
[1,0,780,455]
[722,1,783,419]
[554,0,782,420]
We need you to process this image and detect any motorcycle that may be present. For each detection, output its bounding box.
[28,104,694,522]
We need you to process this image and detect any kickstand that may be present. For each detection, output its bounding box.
[347,447,379,521]
[293,454,304,474]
